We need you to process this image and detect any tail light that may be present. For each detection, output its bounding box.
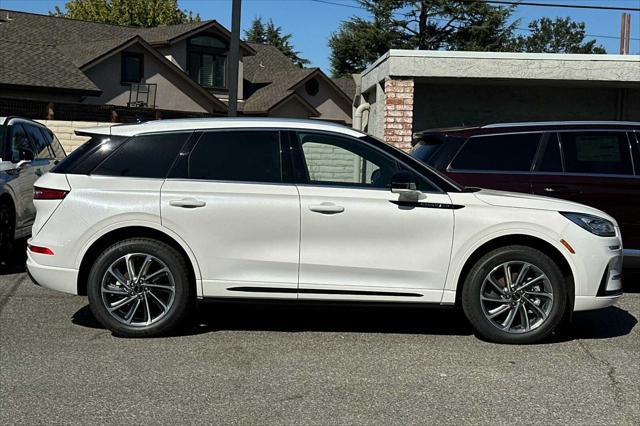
[28,245,54,255]
[34,187,68,200]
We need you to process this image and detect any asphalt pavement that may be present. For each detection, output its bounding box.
[1,247,638,425]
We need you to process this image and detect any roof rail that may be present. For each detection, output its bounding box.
[482,120,640,128]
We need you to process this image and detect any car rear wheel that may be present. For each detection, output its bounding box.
[461,245,567,344]
[87,238,193,337]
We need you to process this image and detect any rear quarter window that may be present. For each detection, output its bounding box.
[92,132,191,179]
[560,131,633,175]
[52,136,128,174]
[451,133,541,172]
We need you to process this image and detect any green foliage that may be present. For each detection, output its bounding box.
[512,17,606,54]
[244,17,310,67]
[329,0,605,77]
[50,0,200,27]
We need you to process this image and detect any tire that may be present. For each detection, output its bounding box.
[0,203,15,260]
[461,245,567,344]
[87,238,194,338]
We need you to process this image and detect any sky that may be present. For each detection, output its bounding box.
[2,0,639,73]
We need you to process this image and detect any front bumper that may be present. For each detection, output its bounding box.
[26,250,79,295]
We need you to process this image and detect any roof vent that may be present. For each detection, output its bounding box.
[0,12,13,23]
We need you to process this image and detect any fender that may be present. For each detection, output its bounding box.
[441,223,578,304]
[75,219,204,297]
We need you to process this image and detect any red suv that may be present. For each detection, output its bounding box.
[410,121,640,267]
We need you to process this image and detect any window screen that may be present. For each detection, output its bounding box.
[560,132,633,175]
[93,132,189,178]
[451,133,541,172]
[188,131,281,183]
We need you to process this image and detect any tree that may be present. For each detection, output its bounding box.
[329,0,518,77]
[512,17,606,54]
[244,17,310,67]
[50,0,200,27]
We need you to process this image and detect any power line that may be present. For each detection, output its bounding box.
[309,0,640,41]
[463,1,640,13]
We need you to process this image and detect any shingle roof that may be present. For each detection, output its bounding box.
[242,43,350,114]
[332,76,356,100]
[0,9,250,92]
[0,39,100,93]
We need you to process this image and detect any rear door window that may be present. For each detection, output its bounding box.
[92,132,190,178]
[559,131,633,175]
[187,130,282,183]
[40,128,66,159]
[451,133,541,172]
[24,124,53,159]
[537,134,563,173]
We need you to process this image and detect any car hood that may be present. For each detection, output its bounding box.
[473,189,615,222]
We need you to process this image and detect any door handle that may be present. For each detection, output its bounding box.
[543,185,576,195]
[169,198,206,208]
[309,203,345,214]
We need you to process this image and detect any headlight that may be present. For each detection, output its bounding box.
[560,212,615,237]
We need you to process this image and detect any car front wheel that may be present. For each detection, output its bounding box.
[87,238,193,337]
[461,245,567,344]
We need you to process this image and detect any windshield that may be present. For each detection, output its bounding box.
[359,134,464,193]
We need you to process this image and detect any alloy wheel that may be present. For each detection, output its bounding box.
[100,253,176,327]
[479,261,554,334]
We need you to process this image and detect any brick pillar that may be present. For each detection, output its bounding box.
[383,77,414,151]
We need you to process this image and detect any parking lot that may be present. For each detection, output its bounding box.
[1,247,638,425]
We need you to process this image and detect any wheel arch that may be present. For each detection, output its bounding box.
[77,225,201,297]
[0,191,16,229]
[453,234,575,312]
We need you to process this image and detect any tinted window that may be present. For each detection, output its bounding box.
[451,133,541,172]
[40,128,65,159]
[411,143,442,163]
[52,136,127,174]
[10,124,34,162]
[560,132,633,175]
[188,131,281,182]
[93,132,189,178]
[298,132,399,189]
[24,124,52,159]
[538,134,562,172]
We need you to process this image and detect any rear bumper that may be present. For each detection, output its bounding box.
[26,251,78,295]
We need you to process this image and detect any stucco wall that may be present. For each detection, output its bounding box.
[412,82,640,131]
[36,120,110,153]
[83,45,215,113]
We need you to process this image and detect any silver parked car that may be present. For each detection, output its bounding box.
[1,117,65,255]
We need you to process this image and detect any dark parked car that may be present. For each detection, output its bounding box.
[1,117,65,256]
[410,121,640,267]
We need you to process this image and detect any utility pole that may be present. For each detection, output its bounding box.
[619,13,631,55]
[228,0,242,116]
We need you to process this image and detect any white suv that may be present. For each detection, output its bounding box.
[27,118,623,343]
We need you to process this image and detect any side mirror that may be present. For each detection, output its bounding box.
[389,170,417,193]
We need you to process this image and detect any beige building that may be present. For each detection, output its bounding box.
[357,50,640,150]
